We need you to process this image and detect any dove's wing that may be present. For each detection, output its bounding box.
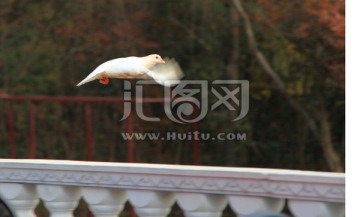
[144,58,184,87]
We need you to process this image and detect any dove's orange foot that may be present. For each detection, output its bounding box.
[99,77,109,85]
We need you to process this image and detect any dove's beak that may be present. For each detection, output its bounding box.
[160,58,165,63]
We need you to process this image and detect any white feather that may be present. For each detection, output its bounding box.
[76,54,183,87]
[142,58,184,87]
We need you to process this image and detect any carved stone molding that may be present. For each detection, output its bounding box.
[0,159,345,203]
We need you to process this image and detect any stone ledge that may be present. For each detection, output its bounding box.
[0,159,345,203]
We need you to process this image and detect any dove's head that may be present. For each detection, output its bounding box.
[149,54,165,64]
[141,54,165,69]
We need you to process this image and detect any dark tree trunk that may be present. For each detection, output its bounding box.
[232,0,344,172]
[224,2,241,166]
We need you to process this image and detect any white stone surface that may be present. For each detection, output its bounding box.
[288,200,345,217]
[0,159,345,217]
[0,159,344,202]
[0,183,39,217]
[128,190,175,217]
[82,187,127,217]
[177,193,227,217]
[228,196,285,216]
[36,185,81,217]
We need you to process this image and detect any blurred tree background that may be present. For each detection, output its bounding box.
[0,0,344,172]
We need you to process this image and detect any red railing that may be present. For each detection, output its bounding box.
[0,94,200,164]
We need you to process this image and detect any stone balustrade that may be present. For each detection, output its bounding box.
[0,159,345,217]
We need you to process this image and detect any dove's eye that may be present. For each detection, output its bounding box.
[155,56,159,59]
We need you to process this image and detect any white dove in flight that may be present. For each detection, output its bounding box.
[76,54,183,87]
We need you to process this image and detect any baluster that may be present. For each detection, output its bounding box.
[176,193,227,217]
[127,190,175,217]
[36,185,81,217]
[288,200,345,217]
[228,195,285,216]
[82,187,127,217]
[0,183,39,217]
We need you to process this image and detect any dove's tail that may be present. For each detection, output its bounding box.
[76,77,95,86]
[76,75,96,86]
[76,67,105,86]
